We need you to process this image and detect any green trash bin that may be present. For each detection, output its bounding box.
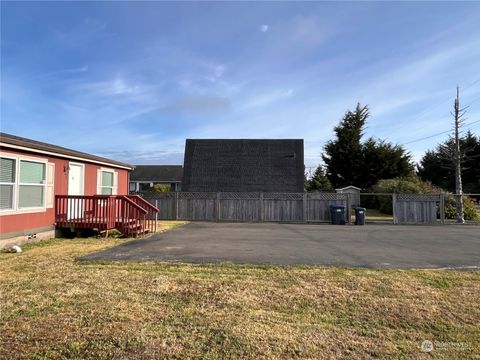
[354,207,366,225]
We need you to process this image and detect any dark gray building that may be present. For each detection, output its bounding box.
[129,165,183,192]
[182,139,304,192]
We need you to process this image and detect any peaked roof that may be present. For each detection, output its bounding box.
[336,186,362,191]
[130,165,183,182]
[0,132,133,170]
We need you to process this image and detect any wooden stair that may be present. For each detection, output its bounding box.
[55,195,159,238]
[118,219,149,238]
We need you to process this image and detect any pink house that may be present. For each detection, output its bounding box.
[0,133,157,248]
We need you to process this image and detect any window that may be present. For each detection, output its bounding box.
[97,169,117,195]
[101,171,114,195]
[0,157,16,210]
[0,156,47,211]
[19,160,45,208]
[139,182,152,191]
[129,182,136,192]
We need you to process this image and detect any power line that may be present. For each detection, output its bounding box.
[403,119,480,145]
[402,78,480,126]
[389,81,480,141]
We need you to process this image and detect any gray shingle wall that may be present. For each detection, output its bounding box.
[130,165,183,182]
[182,139,304,192]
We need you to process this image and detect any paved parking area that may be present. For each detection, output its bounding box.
[80,222,480,269]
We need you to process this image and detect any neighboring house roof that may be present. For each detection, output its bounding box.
[336,186,362,191]
[0,132,133,170]
[130,165,183,182]
[182,139,304,192]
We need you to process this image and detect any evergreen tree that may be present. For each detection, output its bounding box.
[322,103,368,188]
[322,103,413,189]
[418,131,480,193]
[305,166,333,192]
[360,138,413,189]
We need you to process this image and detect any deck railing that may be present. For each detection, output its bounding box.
[55,195,159,237]
[126,195,158,233]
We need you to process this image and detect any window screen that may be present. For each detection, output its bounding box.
[0,184,14,209]
[102,171,114,187]
[101,187,113,195]
[20,161,45,184]
[19,185,44,207]
[19,161,45,208]
[1,158,16,183]
[0,158,16,210]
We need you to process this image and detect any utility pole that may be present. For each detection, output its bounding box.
[453,86,465,223]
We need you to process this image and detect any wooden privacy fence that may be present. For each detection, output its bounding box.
[136,191,447,224]
[138,192,348,223]
[393,193,444,224]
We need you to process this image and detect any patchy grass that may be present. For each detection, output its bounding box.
[0,224,479,359]
[155,220,186,233]
[365,208,394,222]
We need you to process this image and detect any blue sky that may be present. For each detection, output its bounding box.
[1,1,480,170]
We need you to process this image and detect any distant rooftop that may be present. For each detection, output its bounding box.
[130,165,183,182]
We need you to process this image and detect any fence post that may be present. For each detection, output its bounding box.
[216,192,221,221]
[259,192,264,222]
[303,193,308,223]
[440,192,445,224]
[392,193,397,224]
[155,199,159,220]
[175,192,179,220]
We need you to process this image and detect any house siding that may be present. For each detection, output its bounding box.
[0,147,129,238]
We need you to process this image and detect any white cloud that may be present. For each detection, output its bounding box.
[260,24,269,33]
[165,95,231,114]
[213,65,225,78]
[288,16,324,45]
[239,88,294,111]
[77,77,142,97]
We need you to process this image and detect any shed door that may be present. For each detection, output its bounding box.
[68,163,84,219]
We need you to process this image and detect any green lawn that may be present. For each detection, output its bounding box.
[0,222,479,359]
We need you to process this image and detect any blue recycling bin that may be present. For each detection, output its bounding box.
[330,204,346,225]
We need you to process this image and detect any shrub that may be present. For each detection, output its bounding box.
[368,177,438,214]
[444,195,480,221]
[369,176,479,220]
[147,184,172,193]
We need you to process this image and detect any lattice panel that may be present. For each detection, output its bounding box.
[220,192,260,200]
[137,192,176,200]
[307,193,348,201]
[396,194,441,201]
[263,192,304,200]
[178,192,217,200]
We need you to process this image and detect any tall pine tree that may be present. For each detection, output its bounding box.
[322,103,413,189]
[322,103,368,188]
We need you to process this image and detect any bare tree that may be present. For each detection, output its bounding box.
[452,86,467,223]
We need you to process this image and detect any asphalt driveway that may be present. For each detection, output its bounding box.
[80,222,480,269]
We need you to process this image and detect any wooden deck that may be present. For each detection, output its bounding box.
[55,195,159,237]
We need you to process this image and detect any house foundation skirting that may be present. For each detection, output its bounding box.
[0,226,57,249]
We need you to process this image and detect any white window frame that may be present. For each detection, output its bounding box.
[0,153,48,215]
[129,181,137,192]
[0,155,17,211]
[98,168,118,195]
